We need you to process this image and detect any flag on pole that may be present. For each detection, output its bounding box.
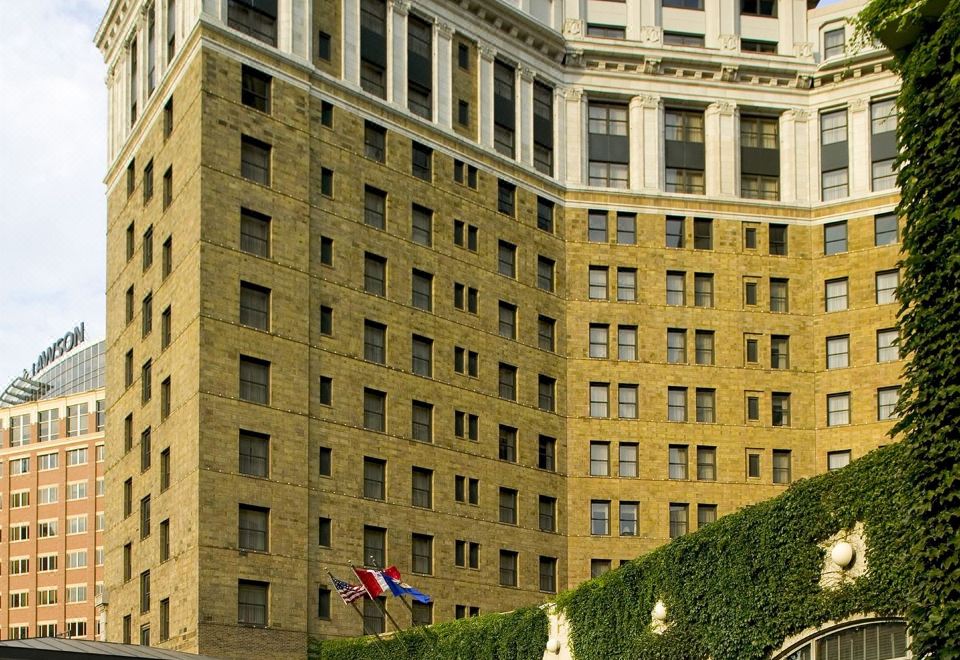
[353,566,391,598]
[330,573,367,604]
[382,566,433,604]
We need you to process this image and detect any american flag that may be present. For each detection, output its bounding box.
[330,573,367,604]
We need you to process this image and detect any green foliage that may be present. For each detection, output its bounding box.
[858,1,960,657]
[556,445,914,660]
[311,606,548,660]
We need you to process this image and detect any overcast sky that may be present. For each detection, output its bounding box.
[0,0,847,385]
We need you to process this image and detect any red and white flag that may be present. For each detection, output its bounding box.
[353,566,390,598]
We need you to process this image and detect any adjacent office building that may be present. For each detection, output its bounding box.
[95,0,902,656]
[0,336,106,641]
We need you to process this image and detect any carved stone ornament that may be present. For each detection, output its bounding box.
[720,34,740,51]
[477,42,497,61]
[720,65,739,82]
[849,97,869,112]
[390,0,410,16]
[788,107,810,122]
[564,49,585,68]
[518,65,536,82]
[709,100,737,116]
[563,19,583,37]
[435,21,455,39]
[640,26,662,45]
[633,94,660,109]
[796,41,814,58]
[641,57,661,75]
[563,87,583,101]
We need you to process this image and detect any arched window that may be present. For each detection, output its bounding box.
[774,619,908,660]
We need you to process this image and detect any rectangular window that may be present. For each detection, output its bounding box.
[877,328,899,362]
[771,335,790,369]
[666,216,685,248]
[693,218,713,249]
[239,282,270,330]
[666,271,685,306]
[620,502,639,536]
[498,425,517,462]
[497,180,516,216]
[411,401,433,442]
[411,534,433,575]
[589,266,608,300]
[363,597,386,634]
[667,328,687,364]
[668,387,687,422]
[237,580,269,626]
[772,392,791,427]
[619,443,638,477]
[539,556,557,592]
[878,386,900,420]
[363,186,386,229]
[239,505,269,551]
[695,330,715,365]
[537,197,555,233]
[499,488,517,524]
[694,273,714,307]
[363,458,386,500]
[538,256,556,292]
[364,253,387,296]
[411,269,433,311]
[825,278,849,312]
[38,409,59,442]
[875,213,898,245]
[587,104,629,187]
[769,224,788,255]
[773,449,792,484]
[239,430,269,477]
[822,168,849,201]
[363,389,386,432]
[241,65,271,113]
[499,363,517,401]
[588,211,608,242]
[239,356,269,404]
[411,204,432,246]
[411,335,433,377]
[538,375,556,412]
[824,27,845,58]
[696,446,716,480]
[616,212,636,244]
[669,503,689,539]
[618,325,637,361]
[669,445,688,480]
[876,270,899,304]
[539,315,556,352]
[140,495,152,538]
[498,241,517,278]
[698,504,718,529]
[770,278,789,312]
[591,500,610,535]
[364,321,387,364]
[827,393,851,426]
[240,208,270,257]
[498,302,517,339]
[589,324,609,359]
[826,335,850,369]
[411,467,433,509]
[538,436,556,472]
[586,24,626,39]
[412,142,432,180]
[828,450,851,471]
[228,0,277,45]
[663,31,705,47]
[694,390,723,423]
[590,442,610,476]
[618,384,638,419]
[240,135,271,185]
[493,60,516,156]
[824,220,848,254]
[589,382,609,418]
[364,122,386,162]
[499,550,518,587]
[617,268,637,301]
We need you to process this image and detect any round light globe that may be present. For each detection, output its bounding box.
[546,638,561,654]
[652,600,667,622]
[832,541,855,568]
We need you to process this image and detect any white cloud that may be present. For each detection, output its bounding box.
[0,1,108,385]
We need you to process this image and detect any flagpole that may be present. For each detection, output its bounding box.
[352,561,405,636]
[366,556,441,657]
[325,569,392,660]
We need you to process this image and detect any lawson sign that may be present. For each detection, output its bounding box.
[23,323,86,378]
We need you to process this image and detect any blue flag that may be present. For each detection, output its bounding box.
[383,566,432,604]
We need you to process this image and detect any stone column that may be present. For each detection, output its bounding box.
[705,101,738,198]
[435,21,454,128]
[848,97,871,196]
[478,43,496,149]
[634,94,662,192]
[780,108,811,204]
[625,0,642,41]
[563,87,584,185]
[278,0,293,52]
[704,0,722,49]
[554,86,567,181]
[518,66,536,165]
[389,0,409,106]
[342,0,361,86]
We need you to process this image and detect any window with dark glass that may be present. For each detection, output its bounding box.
[240,135,271,185]
[587,104,628,188]
[665,109,705,193]
[241,65,271,112]
[407,14,433,119]
[364,253,387,296]
[741,115,780,200]
[363,389,386,432]
[533,81,554,174]
[359,0,387,97]
[239,282,270,330]
[239,356,269,404]
[493,60,516,157]
[412,142,432,180]
[228,0,277,46]
[240,208,270,257]
[364,122,386,162]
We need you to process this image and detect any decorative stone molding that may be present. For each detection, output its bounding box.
[518,65,536,82]
[641,57,661,75]
[477,42,497,61]
[720,34,740,51]
[708,100,737,116]
[390,0,411,16]
[793,73,813,89]
[786,107,811,122]
[796,41,814,58]
[633,94,660,109]
[562,87,583,101]
[849,97,870,112]
[564,49,585,68]
[719,65,739,82]
[639,26,662,45]
[563,19,583,37]
[819,523,868,589]
[435,20,455,39]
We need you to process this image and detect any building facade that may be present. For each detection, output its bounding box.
[95,0,902,656]
[0,339,106,641]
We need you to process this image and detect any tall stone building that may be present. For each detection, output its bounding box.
[95,0,901,656]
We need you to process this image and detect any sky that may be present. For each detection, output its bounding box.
[0,0,848,386]
[0,0,109,383]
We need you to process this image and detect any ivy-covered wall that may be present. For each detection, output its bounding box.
[857,1,960,657]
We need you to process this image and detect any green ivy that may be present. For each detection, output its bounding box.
[555,444,914,660]
[311,605,548,660]
[857,2,960,658]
